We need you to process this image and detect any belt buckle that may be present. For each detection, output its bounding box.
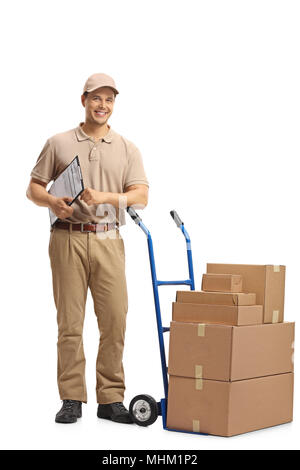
[80,223,92,233]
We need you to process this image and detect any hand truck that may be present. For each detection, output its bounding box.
[127,208,201,433]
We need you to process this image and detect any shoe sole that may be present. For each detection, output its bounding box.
[97,412,133,424]
[55,418,77,424]
[55,412,82,424]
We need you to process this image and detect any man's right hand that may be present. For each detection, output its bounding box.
[26,179,75,217]
[49,196,74,219]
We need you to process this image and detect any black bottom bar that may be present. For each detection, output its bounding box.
[0,450,246,463]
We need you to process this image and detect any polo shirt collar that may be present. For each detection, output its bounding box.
[75,122,113,143]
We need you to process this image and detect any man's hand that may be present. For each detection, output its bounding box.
[80,188,106,206]
[49,196,74,219]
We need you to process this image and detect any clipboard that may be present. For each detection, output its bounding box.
[48,156,84,226]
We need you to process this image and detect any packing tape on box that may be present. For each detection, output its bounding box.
[195,365,203,378]
[192,420,200,433]
[198,324,206,337]
[273,265,280,272]
[195,379,203,390]
[272,310,279,323]
[195,365,203,390]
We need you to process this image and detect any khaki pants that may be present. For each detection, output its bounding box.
[48,226,128,404]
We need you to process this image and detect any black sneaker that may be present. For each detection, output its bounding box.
[97,402,133,424]
[55,400,82,424]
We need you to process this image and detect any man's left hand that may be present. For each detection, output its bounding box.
[80,188,106,206]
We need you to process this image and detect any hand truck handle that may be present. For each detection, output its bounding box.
[127,207,142,224]
[170,210,184,227]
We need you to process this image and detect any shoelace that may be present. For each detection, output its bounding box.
[62,400,78,411]
[113,402,127,412]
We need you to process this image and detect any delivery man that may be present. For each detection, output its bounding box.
[26,73,149,424]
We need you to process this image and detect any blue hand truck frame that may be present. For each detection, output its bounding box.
[127,208,204,434]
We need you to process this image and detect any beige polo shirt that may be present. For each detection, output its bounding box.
[30,123,149,226]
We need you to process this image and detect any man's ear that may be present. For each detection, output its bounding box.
[81,94,86,107]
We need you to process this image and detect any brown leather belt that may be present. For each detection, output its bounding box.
[54,221,118,233]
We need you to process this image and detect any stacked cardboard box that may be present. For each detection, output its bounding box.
[167,264,294,437]
[206,264,286,323]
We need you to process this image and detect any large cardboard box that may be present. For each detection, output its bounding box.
[166,373,294,436]
[207,264,285,323]
[168,321,294,381]
[176,290,256,306]
[202,273,243,292]
[172,302,263,326]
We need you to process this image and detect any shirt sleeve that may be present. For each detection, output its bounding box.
[30,138,56,184]
[123,143,149,191]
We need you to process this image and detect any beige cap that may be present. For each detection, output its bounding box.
[83,73,119,95]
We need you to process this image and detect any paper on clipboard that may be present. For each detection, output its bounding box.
[48,156,84,226]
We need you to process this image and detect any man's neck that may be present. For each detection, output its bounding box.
[81,122,110,141]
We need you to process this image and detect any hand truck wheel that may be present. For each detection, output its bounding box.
[129,394,158,426]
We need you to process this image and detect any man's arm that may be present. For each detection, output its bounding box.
[108,184,149,208]
[26,177,53,207]
[26,177,74,219]
[80,184,149,209]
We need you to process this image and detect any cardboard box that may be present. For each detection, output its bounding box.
[168,321,294,381]
[176,290,256,306]
[202,273,243,292]
[207,264,286,323]
[172,302,263,326]
[166,373,294,436]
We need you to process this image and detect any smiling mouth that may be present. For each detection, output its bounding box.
[95,111,108,117]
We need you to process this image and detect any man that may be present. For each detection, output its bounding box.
[26,73,149,424]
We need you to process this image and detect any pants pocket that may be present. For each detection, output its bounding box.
[117,237,125,260]
[48,229,55,257]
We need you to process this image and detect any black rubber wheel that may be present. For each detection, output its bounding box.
[129,394,158,427]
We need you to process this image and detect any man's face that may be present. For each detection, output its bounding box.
[81,87,115,125]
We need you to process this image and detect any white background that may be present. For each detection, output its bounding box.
[0,0,299,451]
